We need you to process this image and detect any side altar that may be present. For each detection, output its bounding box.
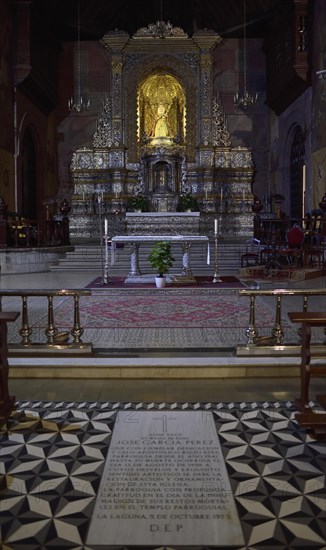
[67,21,257,241]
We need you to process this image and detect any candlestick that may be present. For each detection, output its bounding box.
[302,164,306,223]
[212,223,222,283]
[104,218,108,236]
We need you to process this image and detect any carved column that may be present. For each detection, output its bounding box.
[192,31,221,147]
[101,30,129,149]
[100,31,130,195]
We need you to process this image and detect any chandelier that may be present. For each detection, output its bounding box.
[68,0,90,112]
[234,0,258,109]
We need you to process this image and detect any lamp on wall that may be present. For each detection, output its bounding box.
[234,0,258,109]
[68,0,90,112]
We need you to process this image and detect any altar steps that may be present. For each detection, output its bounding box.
[8,354,301,381]
[50,240,244,276]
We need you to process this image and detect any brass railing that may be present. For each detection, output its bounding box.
[238,288,326,355]
[0,290,92,353]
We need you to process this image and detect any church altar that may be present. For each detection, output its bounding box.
[67,20,256,242]
[111,235,209,282]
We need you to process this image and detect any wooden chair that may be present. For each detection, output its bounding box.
[0,312,20,426]
[303,233,325,268]
[288,311,326,440]
[240,238,260,267]
[279,224,305,266]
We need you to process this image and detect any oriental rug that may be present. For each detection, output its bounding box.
[28,287,296,349]
[45,289,281,330]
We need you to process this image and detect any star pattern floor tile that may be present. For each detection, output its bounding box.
[1,401,325,549]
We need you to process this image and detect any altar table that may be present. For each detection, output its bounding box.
[111,235,209,279]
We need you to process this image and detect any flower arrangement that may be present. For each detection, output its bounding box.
[127,194,150,212]
[176,192,199,212]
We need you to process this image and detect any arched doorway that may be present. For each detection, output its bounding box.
[21,128,38,220]
[290,125,305,223]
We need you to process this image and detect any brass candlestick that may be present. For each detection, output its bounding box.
[103,234,110,284]
[212,221,222,283]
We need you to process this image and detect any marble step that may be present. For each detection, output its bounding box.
[51,241,244,275]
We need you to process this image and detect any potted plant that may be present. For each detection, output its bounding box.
[148,240,175,288]
[127,194,150,212]
[176,192,199,212]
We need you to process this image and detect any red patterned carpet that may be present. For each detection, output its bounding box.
[48,289,279,329]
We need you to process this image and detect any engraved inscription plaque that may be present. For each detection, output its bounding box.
[87,411,244,546]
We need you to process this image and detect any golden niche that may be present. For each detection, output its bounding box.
[138,73,185,146]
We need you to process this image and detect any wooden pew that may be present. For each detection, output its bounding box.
[288,311,326,440]
[0,312,20,425]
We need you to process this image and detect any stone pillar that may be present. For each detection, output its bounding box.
[129,243,141,276]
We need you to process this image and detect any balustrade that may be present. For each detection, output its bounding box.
[1,286,326,361]
[0,290,92,352]
[238,288,326,354]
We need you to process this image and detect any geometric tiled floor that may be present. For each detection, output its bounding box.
[1,400,325,549]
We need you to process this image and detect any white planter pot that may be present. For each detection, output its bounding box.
[155,276,166,288]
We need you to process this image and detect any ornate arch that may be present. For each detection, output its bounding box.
[123,54,198,163]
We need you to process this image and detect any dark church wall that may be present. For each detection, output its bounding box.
[54,41,111,202]
[214,36,270,207]
[311,0,326,209]
[0,0,15,209]
[0,0,61,220]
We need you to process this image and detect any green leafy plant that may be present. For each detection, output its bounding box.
[176,192,199,212]
[127,194,150,212]
[148,241,175,277]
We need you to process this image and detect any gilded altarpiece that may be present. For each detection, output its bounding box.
[69,22,255,239]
